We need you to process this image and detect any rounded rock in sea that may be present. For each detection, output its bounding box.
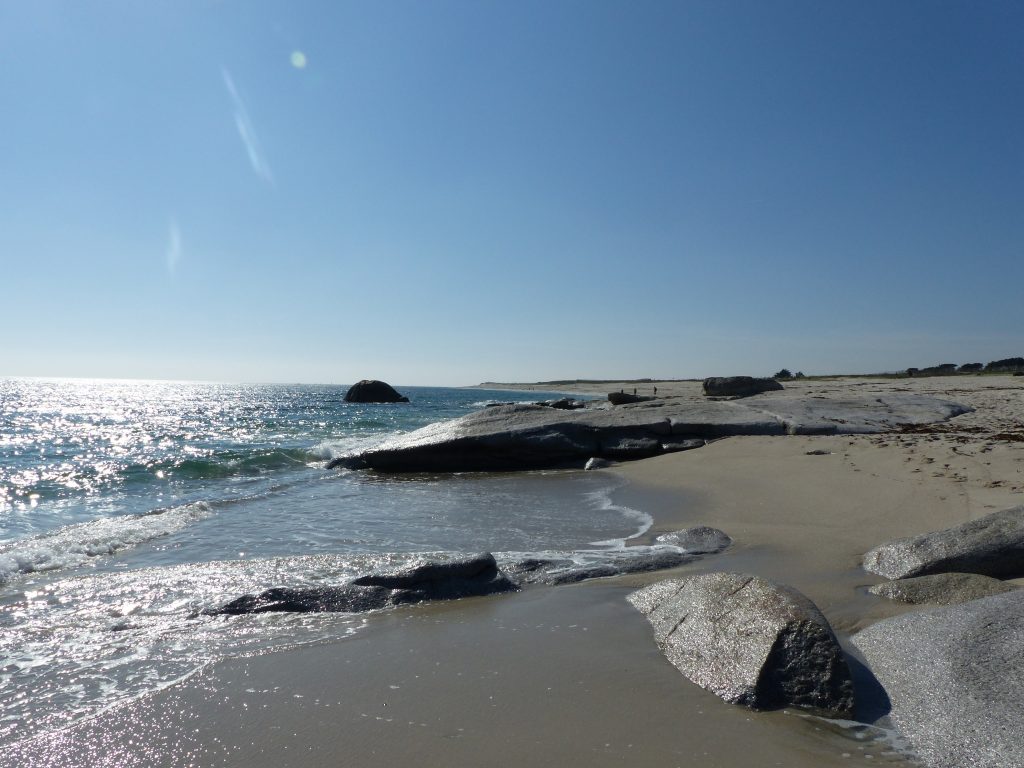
[343,379,410,403]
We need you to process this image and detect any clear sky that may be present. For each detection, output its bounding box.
[2,1,1021,386]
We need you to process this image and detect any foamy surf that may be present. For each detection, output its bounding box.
[582,482,654,546]
[0,502,213,585]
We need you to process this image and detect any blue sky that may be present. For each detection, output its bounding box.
[2,1,1021,385]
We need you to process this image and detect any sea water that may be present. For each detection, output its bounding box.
[0,378,654,746]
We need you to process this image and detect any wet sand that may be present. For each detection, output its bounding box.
[7,375,1023,767]
[3,585,902,768]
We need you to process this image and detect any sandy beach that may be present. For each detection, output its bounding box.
[7,375,1023,768]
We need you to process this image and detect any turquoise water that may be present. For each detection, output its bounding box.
[0,379,656,745]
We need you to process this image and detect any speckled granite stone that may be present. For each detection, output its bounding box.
[628,573,853,717]
[853,590,1024,768]
[863,506,1024,580]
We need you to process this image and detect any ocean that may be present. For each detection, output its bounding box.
[0,378,654,747]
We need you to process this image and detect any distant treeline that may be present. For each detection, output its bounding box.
[907,358,1024,377]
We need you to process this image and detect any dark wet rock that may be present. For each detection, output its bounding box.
[326,454,368,470]
[660,438,706,452]
[852,590,1024,768]
[863,505,1024,580]
[655,526,733,554]
[584,457,612,470]
[608,392,655,405]
[505,549,694,586]
[868,572,1018,605]
[598,434,663,460]
[213,553,516,615]
[805,449,832,456]
[628,573,854,717]
[343,379,409,404]
[336,394,969,472]
[702,376,784,398]
[536,398,587,410]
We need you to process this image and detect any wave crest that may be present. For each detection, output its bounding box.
[0,502,213,585]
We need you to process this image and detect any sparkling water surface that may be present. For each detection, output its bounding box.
[0,378,657,745]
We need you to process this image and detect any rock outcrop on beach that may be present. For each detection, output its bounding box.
[862,505,1024,580]
[608,392,655,405]
[535,398,587,410]
[654,526,733,554]
[702,376,784,398]
[627,573,854,717]
[504,548,696,586]
[329,392,970,472]
[868,572,1018,605]
[852,590,1024,768]
[213,553,516,615]
[343,379,410,403]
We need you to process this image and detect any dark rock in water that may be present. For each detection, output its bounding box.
[506,549,694,586]
[326,454,368,470]
[852,590,1024,768]
[702,376,784,398]
[584,457,612,470]
[343,379,410,403]
[608,392,655,405]
[655,526,733,554]
[536,398,586,410]
[213,553,516,615]
[863,505,1024,580]
[351,553,500,588]
[628,573,854,717]
[868,572,1018,605]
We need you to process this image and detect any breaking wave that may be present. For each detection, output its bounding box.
[0,502,213,585]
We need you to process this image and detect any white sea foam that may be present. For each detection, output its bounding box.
[583,483,653,547]
[468,399,524,408]
[308,434,391,461]
[0,553,380,745]
[0,502,213,585]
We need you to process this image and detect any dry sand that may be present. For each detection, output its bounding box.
[8,376,1023,768]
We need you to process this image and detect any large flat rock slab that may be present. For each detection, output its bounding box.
[863,506,1024,580]
[852,590,1024,768]
[332,393,969,472]
[628,573,853,717]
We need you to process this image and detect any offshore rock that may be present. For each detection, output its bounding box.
[702,376,784,398]
[868,572,1018,605]
[337,393,969,472]
[655,526,733,554]
[213,553,516,615]
[863,506,1024,580]
[628,573,854,717]
[343,379,410,403]
[852,590,1024,768]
